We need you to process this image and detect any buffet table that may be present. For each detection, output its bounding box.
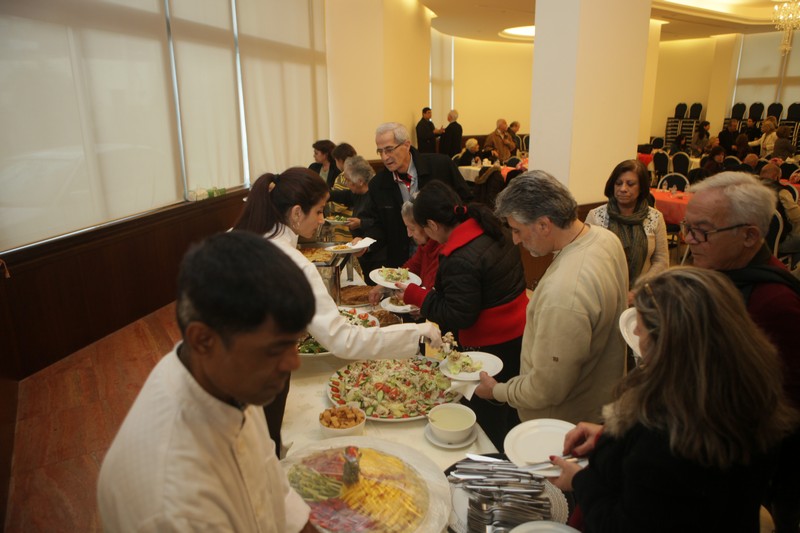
[281,353,498,470]
[281,264,498,470]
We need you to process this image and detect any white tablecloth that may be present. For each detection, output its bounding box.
[458,165,482,183]
[282,354,498,471]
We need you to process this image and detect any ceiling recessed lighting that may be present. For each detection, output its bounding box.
[500,25,535,41]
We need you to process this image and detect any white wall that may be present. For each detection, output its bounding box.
[453,38,533,136]
[326,0,431,156]
[650,38,716,137]
[326,0,385,155]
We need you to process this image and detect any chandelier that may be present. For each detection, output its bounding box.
[774,1,800,55]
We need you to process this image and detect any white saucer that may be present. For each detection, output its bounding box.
[423,423,479,448]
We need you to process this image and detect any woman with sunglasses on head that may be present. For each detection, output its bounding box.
[233,168,441,454]
[550,267,797,533]
[397,180,528,451]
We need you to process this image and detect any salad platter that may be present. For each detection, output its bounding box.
[327,358,460,421]
[369,267,422,289]
[298,335,332,357]
[299,309,378,356]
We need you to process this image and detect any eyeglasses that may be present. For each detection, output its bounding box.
[376,143,404,156]
[679,221,749,243]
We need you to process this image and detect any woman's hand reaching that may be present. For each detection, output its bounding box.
[562,422,604,457]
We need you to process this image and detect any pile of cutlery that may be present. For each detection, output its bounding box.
[449,455,554,532]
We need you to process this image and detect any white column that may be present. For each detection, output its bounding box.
[530,0,652,205]
[326,0,432,155]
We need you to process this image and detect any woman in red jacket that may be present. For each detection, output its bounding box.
[400,181,528,450]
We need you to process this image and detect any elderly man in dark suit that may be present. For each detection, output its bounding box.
[438,109,463,158]
[361,122,472,271]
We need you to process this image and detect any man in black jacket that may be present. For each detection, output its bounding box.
[438,110,463,158]
[415,107,443,153]
[362,122,472,270]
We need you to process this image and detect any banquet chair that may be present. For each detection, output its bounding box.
[688,168,705,184]
[765,211,784,257]
[674,102,688,119]
[723,156,742,170]
[657,173,689,192]
[472,167,506,210]
[651,137,665,150]
[505,168,524,185]
[689,103,703,119]
[521,135,530,152]
[768,102,784,120]
[786,183,799,202]
[731,102,747,121]
[787,102,800,122]
[781,162,799,180]
[672,152,690,176]
[653,151,670,180]
[749,102,765,120]
[755,159,770,174]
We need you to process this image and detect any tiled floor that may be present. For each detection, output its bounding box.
[4,303,180,532]
[2,301,778,532]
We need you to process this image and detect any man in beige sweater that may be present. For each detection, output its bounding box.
[475,171,628,425]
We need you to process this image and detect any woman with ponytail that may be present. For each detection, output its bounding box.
[400,180,528,450]
[233,168,441,455]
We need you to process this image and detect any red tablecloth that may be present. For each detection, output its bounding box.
[780,179,800,196]
[637,153,654,166]
[651,189,692,225]
[501,158,529,179]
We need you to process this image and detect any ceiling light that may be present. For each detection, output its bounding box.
[499,26,535,41]
[774,1,800,54]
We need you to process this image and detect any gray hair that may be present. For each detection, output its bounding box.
[465,138,479,150]
[343,155,375,185]
[375,122,410,144]
[689,171,776,236]
[495,170,578,228]
[401,200,414,219]
[448,109,459,121]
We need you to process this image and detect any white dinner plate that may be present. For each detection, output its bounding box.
[369,268,422,289]
[439,351,503,381]
[619,307,642,361]
[380,296,419,313]
[423,423,479,448]
[504,419,577,475]
[328,240,371,253]
[510,522,580,533]
[324,217,349,226]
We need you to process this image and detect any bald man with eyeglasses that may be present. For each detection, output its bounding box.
[684,171,800,533]
[360,122,471,270]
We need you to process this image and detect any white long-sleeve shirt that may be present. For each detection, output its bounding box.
[98,347,310,532]
[268,224,426,359]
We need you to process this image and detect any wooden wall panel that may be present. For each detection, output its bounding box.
[0,190,247,380]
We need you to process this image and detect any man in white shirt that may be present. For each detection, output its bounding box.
[97,231,318,532]
[475,171,628,425]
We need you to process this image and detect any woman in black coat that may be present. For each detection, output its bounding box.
[400,181,528,450]
[551,268,796,533]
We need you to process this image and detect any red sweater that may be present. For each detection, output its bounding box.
[402,239,442,289]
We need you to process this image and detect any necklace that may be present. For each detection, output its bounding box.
[565,222,586,247]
